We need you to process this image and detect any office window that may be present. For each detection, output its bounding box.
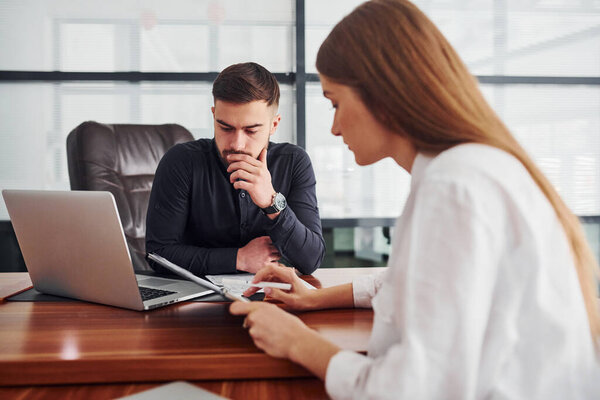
[305,0,600,219]
[0,0,295,220]
[0,83,55,192]
[0,80,294,219]
[481,84,600,215]
[306,0,600,76]
[60,24,121,71]
[0,0,294,72]
[141,24,211,72]
[308,83,600,218]
[582,221,600,264]
[305,0,364,75]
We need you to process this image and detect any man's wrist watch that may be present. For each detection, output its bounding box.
[261,192,287,214]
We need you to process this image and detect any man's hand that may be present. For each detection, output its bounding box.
[236,236,281,273]
[227,148,275,209]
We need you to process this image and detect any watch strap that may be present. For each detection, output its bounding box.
[261,192,286,214]
[262,204,279,214]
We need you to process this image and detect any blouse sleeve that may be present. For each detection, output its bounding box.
[352,269,388,308]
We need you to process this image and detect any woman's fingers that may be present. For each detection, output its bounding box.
[244,264,304,299]
[243,264,282,297]
[264,287,293,303]
[231,302,304,359]
[251,264,277,283]
[243,286,260,297]
[229,300,258,315]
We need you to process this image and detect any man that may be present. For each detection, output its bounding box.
[146,62,325,276]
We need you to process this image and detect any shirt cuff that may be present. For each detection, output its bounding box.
[263,205,294,237]
[352,274,376,308]
[325,350,371,400]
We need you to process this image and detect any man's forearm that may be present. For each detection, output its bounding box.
[281,230,325,274]
[147,243,238,276]
[267,207,325,274]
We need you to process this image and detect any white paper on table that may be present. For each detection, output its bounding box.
[205,272,317,294]
[116,381,226,399]
[205,273,259,294]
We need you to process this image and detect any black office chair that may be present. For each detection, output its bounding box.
[66,121,194,271]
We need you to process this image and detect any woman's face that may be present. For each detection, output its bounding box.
[320,75,416,170]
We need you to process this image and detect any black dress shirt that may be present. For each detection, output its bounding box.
[145,139,325,276]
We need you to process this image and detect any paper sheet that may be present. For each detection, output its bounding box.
[205,273,316,294]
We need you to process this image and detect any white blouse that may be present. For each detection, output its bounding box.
[325,144,599,399]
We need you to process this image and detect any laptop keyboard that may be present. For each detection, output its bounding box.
[138,286,177,301]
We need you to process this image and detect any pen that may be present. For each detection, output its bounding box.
[221,278,292,290]
[222,288,251,303]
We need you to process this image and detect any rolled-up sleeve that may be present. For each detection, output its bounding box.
[352,269,387,308]
[326,351,372,400]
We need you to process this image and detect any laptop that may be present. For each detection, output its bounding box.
[2,189,213,310]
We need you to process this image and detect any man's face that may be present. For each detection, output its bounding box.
[212,100,281,166]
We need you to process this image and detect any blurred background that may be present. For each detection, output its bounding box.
[0,0,599,270]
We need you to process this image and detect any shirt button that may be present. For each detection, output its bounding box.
[240,192,246,198]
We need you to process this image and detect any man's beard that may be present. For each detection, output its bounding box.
[220,149,252,166]
[219,141,269,166]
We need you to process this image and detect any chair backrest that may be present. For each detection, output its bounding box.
[66,121,194,271]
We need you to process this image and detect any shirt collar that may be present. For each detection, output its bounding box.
[410,152,436,191]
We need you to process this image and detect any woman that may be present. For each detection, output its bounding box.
[230,0,600,398]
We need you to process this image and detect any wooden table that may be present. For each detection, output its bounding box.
[0,268,381,399]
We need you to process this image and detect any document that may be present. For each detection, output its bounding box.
[0,275,33,302]
[206,272,316,294]
[117,381,226,399]
[206,272,255,287]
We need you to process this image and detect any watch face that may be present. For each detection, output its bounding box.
[274,192,287,210]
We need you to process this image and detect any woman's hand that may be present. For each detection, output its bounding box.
[244,264,317,311]
[230,300,342,380]
[229,301,311,359]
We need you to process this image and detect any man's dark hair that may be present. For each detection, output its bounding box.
[212,62,280,107]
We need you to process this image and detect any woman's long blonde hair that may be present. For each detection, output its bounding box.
[316,0,600,341]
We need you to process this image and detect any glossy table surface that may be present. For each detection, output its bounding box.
[0,267,381,399]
